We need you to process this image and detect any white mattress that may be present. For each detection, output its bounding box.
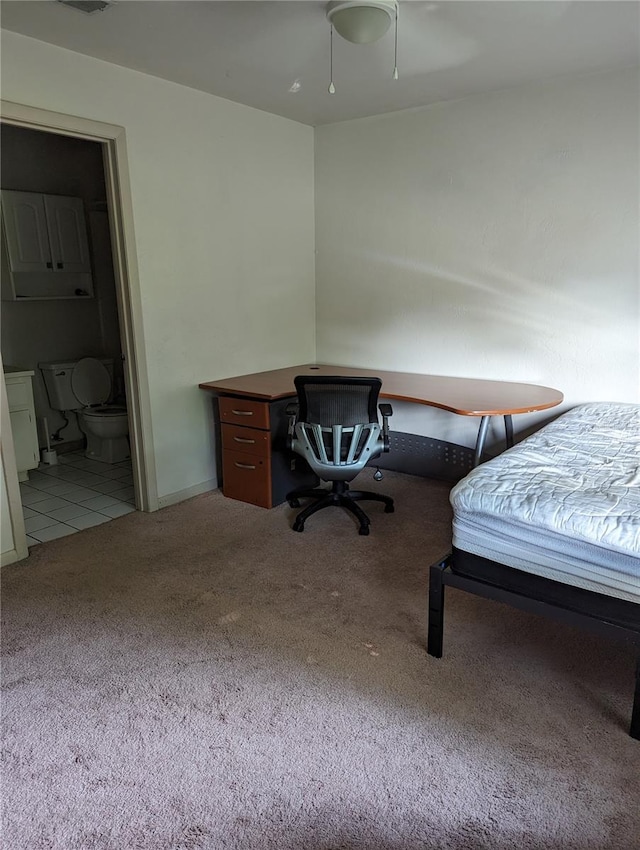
[450,402,640,603]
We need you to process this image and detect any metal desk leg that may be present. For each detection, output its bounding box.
[473,415,490,467]
[504,414,514,449]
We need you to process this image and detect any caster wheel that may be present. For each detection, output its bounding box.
[385,504,395,513]
[288,498,300,508]
[358,525,370,536]
[292,521,305,533]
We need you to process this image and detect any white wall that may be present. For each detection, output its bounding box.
[315,69,640,448]
[1,30,316,500]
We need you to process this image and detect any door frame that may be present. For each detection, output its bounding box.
[1,100,158,548]
[1,348,29,566]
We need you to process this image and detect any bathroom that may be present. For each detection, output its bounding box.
[1,124,136,544]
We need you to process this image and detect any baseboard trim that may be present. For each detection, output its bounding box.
[2,546,28,567]
[157,434,473,510]
[157,478,218,510]
[376,432,474,482]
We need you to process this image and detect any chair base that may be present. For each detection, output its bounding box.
[287,480,394,535]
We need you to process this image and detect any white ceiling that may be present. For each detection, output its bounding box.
[1,1,638,126]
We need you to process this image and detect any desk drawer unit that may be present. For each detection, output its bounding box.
[222,446,271,508]
[217,394,318,509]
[219,399,272,508]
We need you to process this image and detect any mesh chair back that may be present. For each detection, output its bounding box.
[291,377,384,480]
[294,376,382,427]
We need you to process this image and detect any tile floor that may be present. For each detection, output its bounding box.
[20,450,136,547]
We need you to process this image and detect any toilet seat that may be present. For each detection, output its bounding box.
[71,358,111,407]
[82,405,127,418]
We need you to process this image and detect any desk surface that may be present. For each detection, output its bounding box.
[199,364,563,417]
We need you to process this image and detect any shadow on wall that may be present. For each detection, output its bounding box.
[318,247,613,381]
[316,250,588,449]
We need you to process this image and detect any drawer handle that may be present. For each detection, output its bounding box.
[231,409,253,416]
[235,462,256,470]
[233,437,256,444]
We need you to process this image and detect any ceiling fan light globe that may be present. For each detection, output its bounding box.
[327,1,396,45]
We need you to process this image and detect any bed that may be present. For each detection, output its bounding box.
[427,402,640,739]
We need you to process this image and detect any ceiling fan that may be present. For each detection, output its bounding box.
[325,1,399,92]
[326,1,398,45]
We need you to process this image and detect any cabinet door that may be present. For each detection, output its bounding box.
[10,409,39,474]
[0,190,52,273]
[43,195,91,274]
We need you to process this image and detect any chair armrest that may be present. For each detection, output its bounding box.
[285,402,299,450]
[379,403,393,452]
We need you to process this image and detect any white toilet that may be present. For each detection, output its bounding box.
[40,358,130,464]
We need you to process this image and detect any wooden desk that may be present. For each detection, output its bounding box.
[200,364,563,509]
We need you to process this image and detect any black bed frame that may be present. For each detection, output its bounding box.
[428,547,640,740]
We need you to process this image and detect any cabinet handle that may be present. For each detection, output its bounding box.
[233,436,256,444]
[234,462,256,470]
[231,409,253,416]
[57,262,64,269]
[46,261,53,269]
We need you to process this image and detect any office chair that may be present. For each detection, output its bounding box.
[285,376,394,535]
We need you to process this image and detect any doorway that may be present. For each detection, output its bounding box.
[1,100,157,562]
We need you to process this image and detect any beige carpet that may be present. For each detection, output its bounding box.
[2,471,638,849]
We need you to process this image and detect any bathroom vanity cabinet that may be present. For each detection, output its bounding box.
[0,190,93,300]
[4,369,39,481]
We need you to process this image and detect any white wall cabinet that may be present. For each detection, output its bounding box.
[5,370,39,481]
[1,190,93,300]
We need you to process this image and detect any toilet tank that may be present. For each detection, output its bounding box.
[39,359,114,411]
